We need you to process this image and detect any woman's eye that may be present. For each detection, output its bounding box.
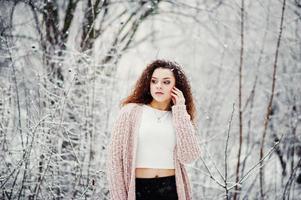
[151,80,170,84]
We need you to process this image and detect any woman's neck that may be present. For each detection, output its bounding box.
[149,100,171,111]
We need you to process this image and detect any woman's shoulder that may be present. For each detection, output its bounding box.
[119,103,141,114]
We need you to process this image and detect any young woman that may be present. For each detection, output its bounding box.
[106,60,201,200]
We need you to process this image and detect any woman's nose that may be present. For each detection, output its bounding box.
[156,82,162,88]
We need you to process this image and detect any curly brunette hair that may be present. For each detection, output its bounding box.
[121,59,197,123]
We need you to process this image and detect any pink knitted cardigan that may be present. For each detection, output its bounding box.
[106,103,201,200]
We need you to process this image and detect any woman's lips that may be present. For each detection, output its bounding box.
[155,92,164,95]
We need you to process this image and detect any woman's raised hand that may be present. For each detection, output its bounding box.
[171,87,185,105]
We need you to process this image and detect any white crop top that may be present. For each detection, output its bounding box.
[135,105,176,169]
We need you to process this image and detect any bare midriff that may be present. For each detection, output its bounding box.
[135,168,175,178]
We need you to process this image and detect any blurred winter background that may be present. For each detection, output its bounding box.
[0,0,300,199]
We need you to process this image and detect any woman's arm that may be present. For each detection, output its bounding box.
[106,106,130,200]
[172,104,201,164]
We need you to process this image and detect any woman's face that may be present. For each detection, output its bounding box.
[150,68,176,103]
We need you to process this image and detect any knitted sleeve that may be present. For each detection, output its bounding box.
[106,105,131,200]
[172,104,201,164]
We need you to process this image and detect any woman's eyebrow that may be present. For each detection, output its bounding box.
[151,77,171,79]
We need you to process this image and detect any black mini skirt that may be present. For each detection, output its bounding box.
[135,175,178,200]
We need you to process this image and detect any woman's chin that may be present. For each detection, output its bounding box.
[153,97,171,103]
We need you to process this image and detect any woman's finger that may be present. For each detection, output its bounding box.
[171,92,178,99]
[172,88,179,93]
[171,90,178,95]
